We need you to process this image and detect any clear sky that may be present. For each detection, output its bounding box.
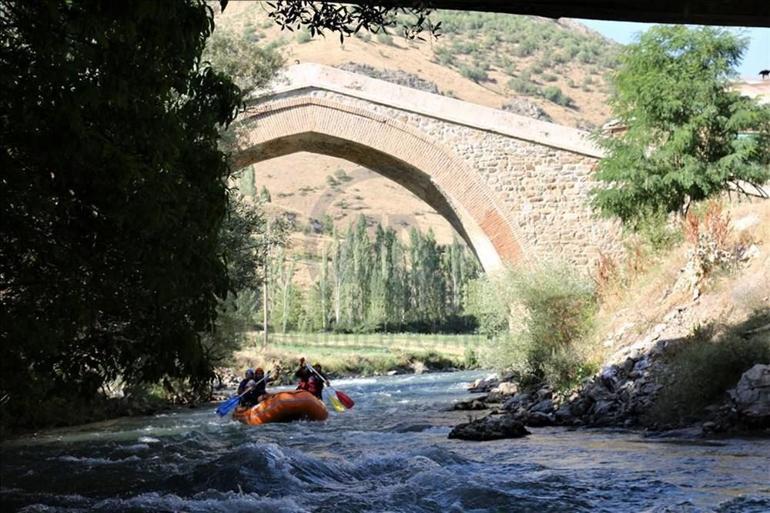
[579,20,769,80]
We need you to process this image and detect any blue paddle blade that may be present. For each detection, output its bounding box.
[215,395,240,417]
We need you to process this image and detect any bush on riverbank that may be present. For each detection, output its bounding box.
[646,310,770,426]
[469,264,599,391]
[0,385,172,438]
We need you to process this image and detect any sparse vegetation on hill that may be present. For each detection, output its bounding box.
[212,5,620,127]
[430,11,618,109]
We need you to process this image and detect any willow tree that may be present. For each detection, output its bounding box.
[592,26,770,228]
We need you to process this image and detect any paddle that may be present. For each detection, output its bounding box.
[306,363,355,410]
[323,388,346,412]
[215,372,270,417]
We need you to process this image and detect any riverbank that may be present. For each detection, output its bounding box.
[449,312,770,440]
[448,199,770,441]
[220,332,481,390]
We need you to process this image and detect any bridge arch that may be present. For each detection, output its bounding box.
[231,96,531,272]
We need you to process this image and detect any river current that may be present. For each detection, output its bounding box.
[1,371,769,512]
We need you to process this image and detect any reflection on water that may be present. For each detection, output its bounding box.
[2,371,769,512]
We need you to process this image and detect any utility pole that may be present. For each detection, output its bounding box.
[262,218,270,350]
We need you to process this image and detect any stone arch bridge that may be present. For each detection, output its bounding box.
[231,64,620,272]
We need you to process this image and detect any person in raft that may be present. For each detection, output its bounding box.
[295,358,326,400]
[305,363,326,400]
[237,368,255,396]
[294,357,312,390]
[239,367,270,408]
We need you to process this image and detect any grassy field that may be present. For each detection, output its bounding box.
[232,332,490,382]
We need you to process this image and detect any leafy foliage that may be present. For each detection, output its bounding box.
[468,265,599,390]
[265,1,440,42]
[592,26,770,228]
[0,0,241,428]
[203,24,285,95]
[264,216,480,334]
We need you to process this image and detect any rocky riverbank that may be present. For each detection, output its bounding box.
[449,360,770,440]
[448,304,770,441]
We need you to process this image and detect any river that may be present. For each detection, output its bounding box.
[1,371,769,512]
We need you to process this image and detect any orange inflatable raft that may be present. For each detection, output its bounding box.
[233,390,328,425]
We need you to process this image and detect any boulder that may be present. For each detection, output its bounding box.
[502,392,532,411]
[468,374,500,393]
[452,398,489,411]
[492,382,519,396]
[502,98,552,122]
[729,364,770,418]
[448,414,530,441]
[529,399,554,414]
[520,411,556,427]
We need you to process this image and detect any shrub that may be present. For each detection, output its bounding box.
[635,208,682,252]
[464,276,510,337]
[542,85,574,107]
[375,32,395,46]
[541,72,558,82]
[528,63,543,75]
[459,64,488,82]
[507,77,539,96]
[473,265,598,390]
[334,168,352,182]
[296,29,312,44]
[434,46,455,66]
[355,31,371,42]
[647,312,770,425]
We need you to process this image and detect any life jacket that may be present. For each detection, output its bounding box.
[305,376,324,399]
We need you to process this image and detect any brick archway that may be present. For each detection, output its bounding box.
[231,97,531,272]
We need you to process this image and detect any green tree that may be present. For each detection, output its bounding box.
[592,26,770,227]
[0,0,241,423]
[202,24,285,96]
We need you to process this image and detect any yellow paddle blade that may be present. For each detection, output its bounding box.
[329,393,346,412]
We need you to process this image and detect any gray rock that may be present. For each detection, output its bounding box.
[529,399,554,414]
[502,392,532,411]
[452,398,488,411]
[729,364,770,418]
[522,411,556,427]
[502,98,553,122]
[569,398,592,417]
[592,400,616,417]
[336,62,440,94]
[448,414,530,441]
[468,374,500,393]
[491,381,519,396]
[555,404,577,424]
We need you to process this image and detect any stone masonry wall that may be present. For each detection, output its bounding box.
[266,89,623,269]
